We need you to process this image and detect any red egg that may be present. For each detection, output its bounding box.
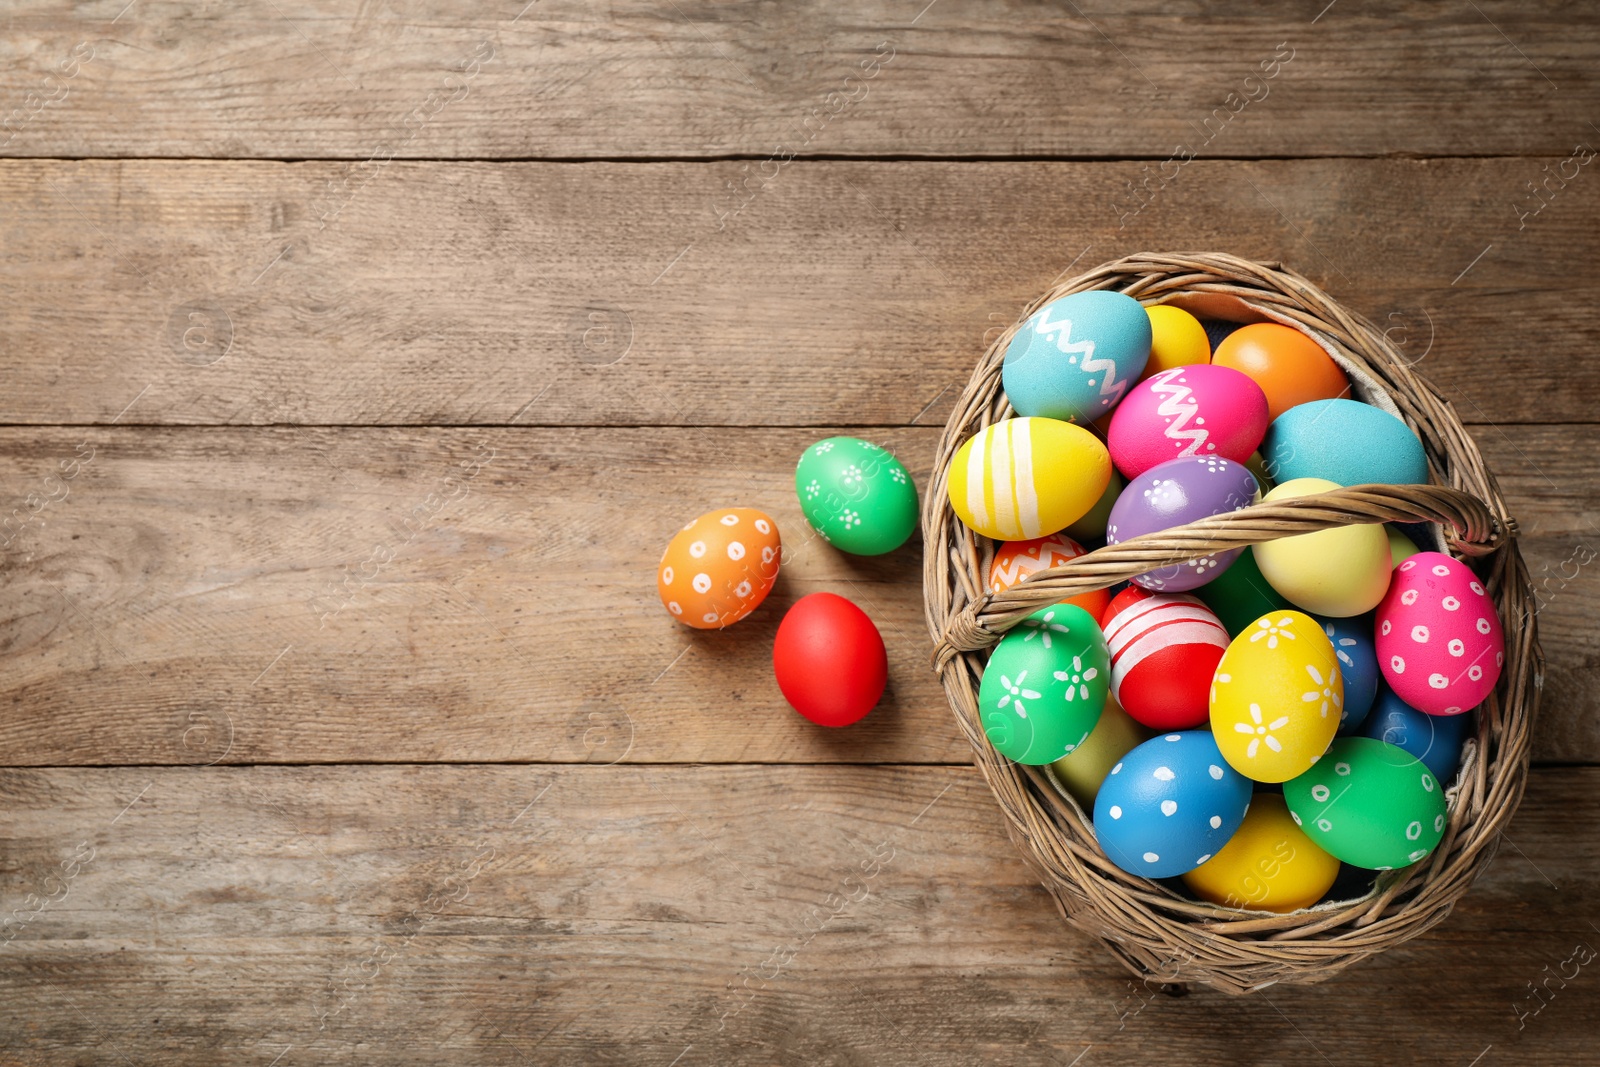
[773,592,888,727]
[1101,586,1229,729]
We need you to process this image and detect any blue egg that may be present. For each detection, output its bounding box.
[1361,687,1470,783]
[1262,399,1429,487]
[1316,614,1379,734]
[1002,290,1151,423]
[1093,731,1252,878]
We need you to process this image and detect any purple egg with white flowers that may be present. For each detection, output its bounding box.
[1105,456,1261,592]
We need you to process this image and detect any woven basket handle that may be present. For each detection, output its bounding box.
[933,482,1509,665]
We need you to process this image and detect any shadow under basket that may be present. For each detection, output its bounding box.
[922,252,1542,994]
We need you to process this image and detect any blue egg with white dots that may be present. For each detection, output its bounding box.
[1002,290,1151,423]
[1093,731,1252,878]
[1361,686,1470,784]
[1316,614,1379,734]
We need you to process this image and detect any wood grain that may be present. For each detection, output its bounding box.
[0,763,1593,1064]
[1,158,1597,427]
[0,424,1591,766]
[0,2,1596,160]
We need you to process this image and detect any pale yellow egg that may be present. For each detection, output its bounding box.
[1386,524,1421,566]
[1254,477,1391,617]
[1048,694,1147,806]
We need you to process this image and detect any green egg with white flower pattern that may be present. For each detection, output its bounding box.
[979,604,1109,764]
[1283,737,1447,870]
[795,436,918,555]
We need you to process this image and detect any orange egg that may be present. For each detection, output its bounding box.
[1212,322,1350,422]
[989,532,1110,620]
[658,508,781,629]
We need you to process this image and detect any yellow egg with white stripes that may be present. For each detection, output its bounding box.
[947,417,1112,541]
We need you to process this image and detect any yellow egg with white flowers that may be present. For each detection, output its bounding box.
[946,417,1111,541]
[1210,610,1343,782]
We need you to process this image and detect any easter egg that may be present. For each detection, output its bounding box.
[1049,694,1147,807]
[1106,365,1270,480]
[1141,305,1210,381]
[1387,525,1422,566]
[1064,468,1122,543]
[979,604,1108,764]
[990,533,1110,620]
[1316,615,1379,734]
[1210,610,1343,782]
[1093,732,1253,878]
[1181,794,1340,913]
[1363,686,1471,783]
[1105,456,1260,591]
[794,437,918,556]
[772,593,887,727]
[1262,399,1429,488]
[1213,322,1350,422]
[1284,738,1447,870]
[1376,552,1504,715]
[658,508,781,629]
[947,417,1112,541]
[1254,478,1392,617]
[1002,290,1151,423]
[1102,586,1229,730]
[1244,450,1275,493]
[1194,548,1291,637]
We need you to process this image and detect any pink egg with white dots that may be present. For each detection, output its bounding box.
[1106,364,1270,480]
[1375,551,1504,715]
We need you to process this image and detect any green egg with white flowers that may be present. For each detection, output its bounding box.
[980,604,1109,765]
[795,437,918,555]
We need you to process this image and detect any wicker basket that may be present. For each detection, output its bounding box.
[923,252,1541,993]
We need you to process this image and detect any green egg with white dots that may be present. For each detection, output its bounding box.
[795,437,918,555]
[1283,737,1447,871]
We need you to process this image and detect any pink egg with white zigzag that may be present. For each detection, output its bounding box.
[1375,552,1504,715]
[1106,364,1270,480]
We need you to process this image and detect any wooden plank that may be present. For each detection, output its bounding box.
[0,763,1594,1063]
[0,424,1592,766]
[2,158,1596,427]
[0,3,1596,159]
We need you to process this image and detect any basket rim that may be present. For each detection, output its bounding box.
[920,251,1542,994]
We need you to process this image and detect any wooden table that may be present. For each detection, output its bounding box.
[2,3,1597,1063]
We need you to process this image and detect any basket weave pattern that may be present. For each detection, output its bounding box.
[922,253,1541,993]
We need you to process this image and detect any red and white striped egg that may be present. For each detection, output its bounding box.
[1375,551,1504,715]
[1101,586,1230,730]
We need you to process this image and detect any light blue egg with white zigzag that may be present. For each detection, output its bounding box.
[1003,290,1151,423]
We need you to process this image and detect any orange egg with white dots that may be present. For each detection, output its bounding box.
[658,508,782,629]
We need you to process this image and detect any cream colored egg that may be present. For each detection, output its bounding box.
[1254,478,1391,617]
[1048,694,1147,806]
[1386,525,1421,566]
